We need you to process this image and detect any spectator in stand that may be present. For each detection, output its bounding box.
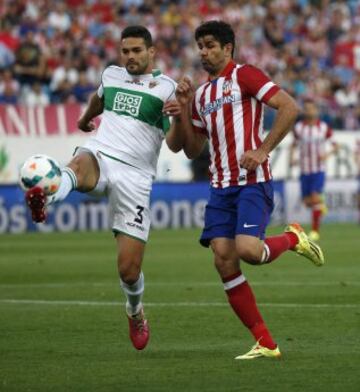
[0,84,18,104]
[13,30,46,86]
[71,71,94,103]
[47,1,71,33]
[0,0,358,128]
[50,56,79,103]
[0,68,19,103]
[22,81,50,106]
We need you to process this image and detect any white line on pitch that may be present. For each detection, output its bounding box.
[0,299,359,308]
[0,281,359,288]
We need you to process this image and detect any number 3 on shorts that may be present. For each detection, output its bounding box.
[135,205,144,224]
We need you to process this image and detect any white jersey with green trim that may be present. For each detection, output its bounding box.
[90,65,176,176]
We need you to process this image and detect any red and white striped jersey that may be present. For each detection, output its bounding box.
[191,60,280,188]
[293,120,333,174]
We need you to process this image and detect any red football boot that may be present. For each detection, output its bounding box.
[127,309,150,350]
[25,187,47,223]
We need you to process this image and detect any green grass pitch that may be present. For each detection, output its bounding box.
[0,223,359,392]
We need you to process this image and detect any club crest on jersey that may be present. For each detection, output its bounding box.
[113,92,142,116]
[149,80,159,88]
[222,80,233,94]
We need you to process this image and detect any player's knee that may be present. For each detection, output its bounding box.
[304,198,312,208]
[117,252,142,284]
[119,263,141,284]
[213,255,238,277]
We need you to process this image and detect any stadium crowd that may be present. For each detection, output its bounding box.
[0,0,359,129]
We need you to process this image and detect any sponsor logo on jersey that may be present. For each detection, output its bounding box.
[200,95,236,116]
[113,92,143,116]
[125,79,144,86]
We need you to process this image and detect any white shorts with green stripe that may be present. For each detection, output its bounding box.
[75,145,152,243]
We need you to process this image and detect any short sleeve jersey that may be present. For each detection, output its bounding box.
[191,61,280,188]
[93,66,176,175]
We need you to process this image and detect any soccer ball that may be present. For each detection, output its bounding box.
[19,154,62,195]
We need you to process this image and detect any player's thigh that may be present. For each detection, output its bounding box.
[235,182,274,240]
[116,233,146,282]
[67,152,100,191]
[210,237,239,277]
[199,187,237,247]
[108,162,152,244]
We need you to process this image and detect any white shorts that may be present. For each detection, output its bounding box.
[76,142,153,242]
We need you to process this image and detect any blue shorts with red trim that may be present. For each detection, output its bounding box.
[300,172,325,198]
[200,181,274,247]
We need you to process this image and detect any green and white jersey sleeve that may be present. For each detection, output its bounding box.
[91,65,176,176]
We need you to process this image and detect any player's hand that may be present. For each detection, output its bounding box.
[239,149,268,172]
[163,100,181,116]
[175,77,195,106]
[77,117,95,133]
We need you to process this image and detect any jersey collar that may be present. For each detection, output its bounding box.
[152,69,162,77]
[208,60,236,82]
[125,69,162,80]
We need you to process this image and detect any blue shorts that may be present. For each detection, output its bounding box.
[300,172,325,198]
[200,181,274,247]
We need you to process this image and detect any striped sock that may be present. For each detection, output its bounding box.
[223,272,276,349]
[47,167,77,205]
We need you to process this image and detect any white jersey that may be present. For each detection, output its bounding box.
[90,65,176,176]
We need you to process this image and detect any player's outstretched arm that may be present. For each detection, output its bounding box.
[77,93,104,132]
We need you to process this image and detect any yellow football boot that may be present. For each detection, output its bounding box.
[285,223,325,266]
[235,342,281,360]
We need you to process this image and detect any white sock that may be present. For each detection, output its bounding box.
[120,271,144,317]
[47,167,77,205]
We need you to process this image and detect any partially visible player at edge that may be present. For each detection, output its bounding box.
[166,20,325,360]
[290,99,339,241]
[25,26,184,351]
[355,139,360,224]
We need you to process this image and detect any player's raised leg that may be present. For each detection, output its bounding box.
[117,234,149,350]
[25,152,99,222]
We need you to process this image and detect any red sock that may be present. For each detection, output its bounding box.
[263,232,298,263]
[312,206,322,232]
[223,272,276,349]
